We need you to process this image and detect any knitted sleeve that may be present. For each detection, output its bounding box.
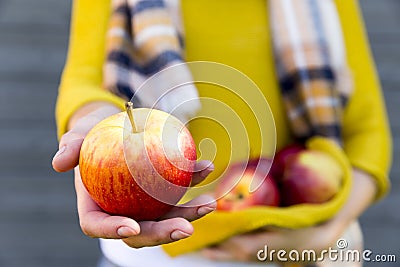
[55,0,125,139]
[338,0,392,200]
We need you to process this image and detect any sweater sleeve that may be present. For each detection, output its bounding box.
[55,0,125,139]
[337,0,392,200]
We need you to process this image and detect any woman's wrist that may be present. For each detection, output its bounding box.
[328,168,376,231]
[68,102,121,130]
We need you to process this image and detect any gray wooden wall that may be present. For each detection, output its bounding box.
[0,0,101,266]
[358,1,400,266]
[0,0,398,266]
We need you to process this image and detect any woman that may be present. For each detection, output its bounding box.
[52,0,391,266]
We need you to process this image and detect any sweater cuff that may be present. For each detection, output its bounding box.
[55,84,126,139]
[349,158,391,202]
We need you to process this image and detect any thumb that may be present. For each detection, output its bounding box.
[52,131,85,172]
[52,105,121,173]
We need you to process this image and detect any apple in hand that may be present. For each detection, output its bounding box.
[216,158,280,211]
[280,150,342,206]
[79,103,197,221]
[270,143,305,181]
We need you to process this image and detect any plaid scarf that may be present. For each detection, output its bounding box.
[269,0,352,142]
[104,0,352,143]
[104,0,200,122]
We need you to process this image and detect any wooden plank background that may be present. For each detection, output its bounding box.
[0,0,398,266]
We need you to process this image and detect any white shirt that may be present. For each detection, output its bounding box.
[100,239,275,267]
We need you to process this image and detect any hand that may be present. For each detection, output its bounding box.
[202,168,377,263]
[52,103,216,248]
[201,221,344,263]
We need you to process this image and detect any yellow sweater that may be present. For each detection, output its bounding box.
[56,0,391,200]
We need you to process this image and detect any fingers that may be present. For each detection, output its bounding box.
[52,113,104,172]
[201,247,234,261]
[75,168,196,248]
[161,161,216,222]
[201,234,267,262]
[191,160,214,186]
[74,168,141,239]
[52,131,84,172]
[123,218,194,248]
[161,194,216,221]
[80,211,141,239]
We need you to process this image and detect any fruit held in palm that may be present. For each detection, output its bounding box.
[79,104,196,221]
[280,150,342,206]
[216,158,280,211]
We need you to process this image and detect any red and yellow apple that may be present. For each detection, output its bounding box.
[270,143,305,181]
[216,158,280,211]
[280,150,342,206]
[79,105,196,221]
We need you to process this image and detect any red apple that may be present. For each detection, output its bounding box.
[79,106,196,221]
[270,143,305,181]
[280,150,342,206]
[216,159,280,211]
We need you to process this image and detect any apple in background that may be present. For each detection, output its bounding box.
[216,159,280,211]
[270,143,305,181]
[280,150,342,206]
[79,103,196,221]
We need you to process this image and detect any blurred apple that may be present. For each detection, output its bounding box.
[79,105,196,221]
[216,158,280,211]
[280,150,342,206]
[270,143,305,181]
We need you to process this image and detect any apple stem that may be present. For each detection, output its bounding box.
[125,102,138,133]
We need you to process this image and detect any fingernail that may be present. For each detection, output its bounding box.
[117,226,138,238]
[170,230,191,241]
[197,206,216,217]
[53,146,66,160]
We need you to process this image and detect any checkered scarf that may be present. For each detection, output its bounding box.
[270,0,352,143]
[104,0,352,143]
